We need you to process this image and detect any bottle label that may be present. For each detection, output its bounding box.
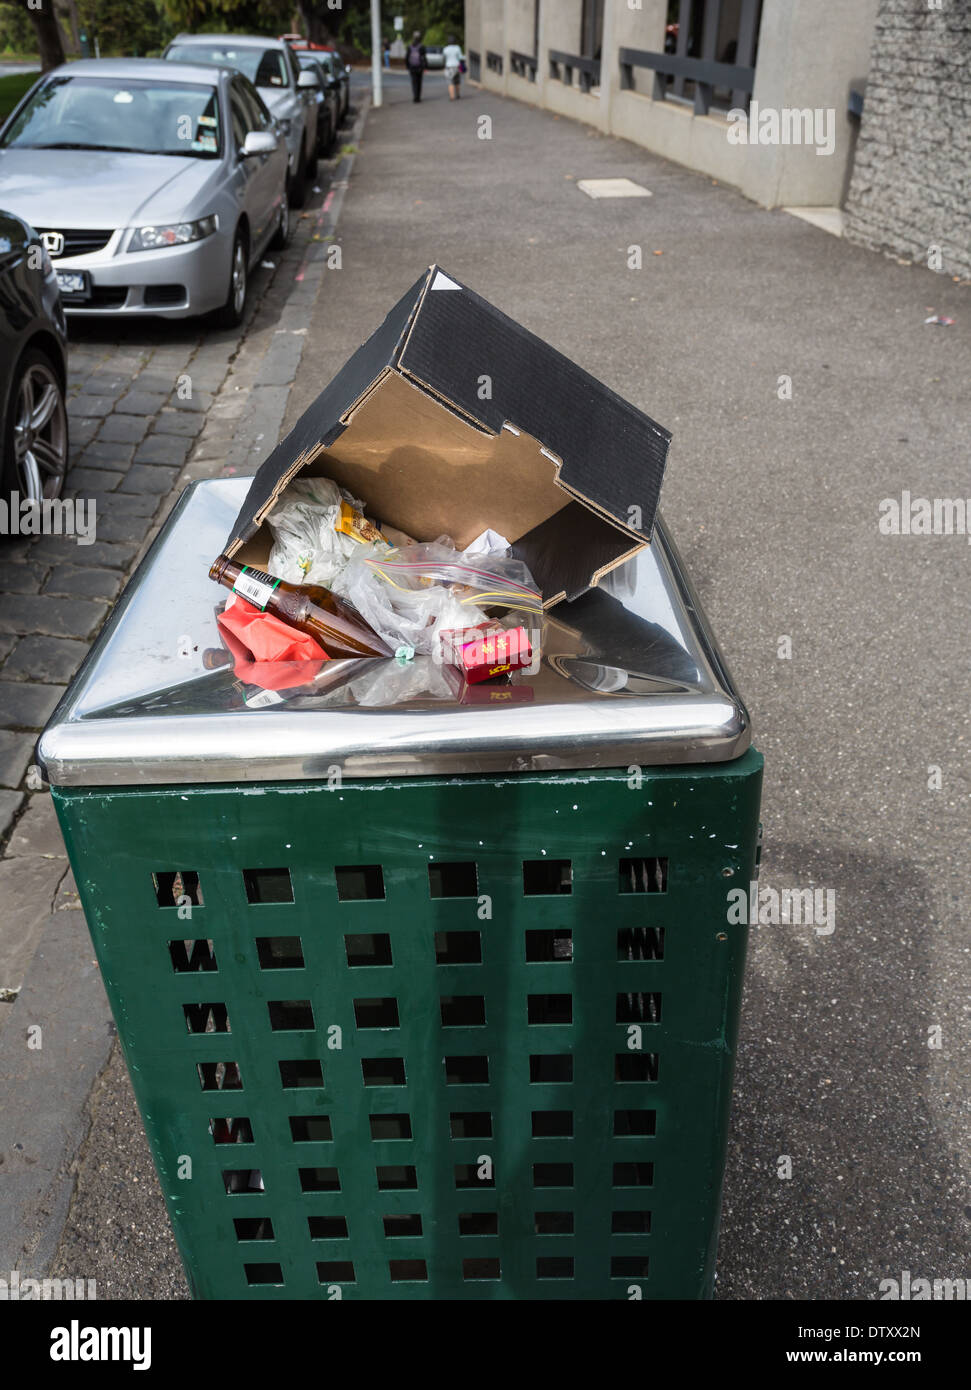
[234,566,280,611]
[245,688,285,708]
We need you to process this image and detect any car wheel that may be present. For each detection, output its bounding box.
[215,229,248,329]
[2,347,68,503]
[289,145,308,208]
[270,195,291,251]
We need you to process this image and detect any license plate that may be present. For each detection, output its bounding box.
[56,270,89,297]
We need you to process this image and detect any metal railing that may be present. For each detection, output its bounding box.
[509,50,538,82]
[468,49,481,81]
[486,50,504,75]
[548,49,600,94]
[620,0,760,113]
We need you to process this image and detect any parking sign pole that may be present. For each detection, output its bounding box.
[371,0,383,107]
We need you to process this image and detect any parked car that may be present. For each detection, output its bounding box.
[295,53,338,156]
[316,50,350,123]
[0,59,289,326]
[424,45,445,69]
[0,209,68,502]
[282,35,350,120]
[164,34,318,207]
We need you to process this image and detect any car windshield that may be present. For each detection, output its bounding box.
[0,75,222,157]
[167,44,290,89]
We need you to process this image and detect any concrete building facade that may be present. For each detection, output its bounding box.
[464,0,971,275]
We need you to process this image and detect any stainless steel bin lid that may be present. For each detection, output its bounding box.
[38,477,751,786]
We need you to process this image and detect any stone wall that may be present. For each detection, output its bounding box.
[844,0,971,277]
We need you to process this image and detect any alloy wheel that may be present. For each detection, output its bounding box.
[13,361,67,501]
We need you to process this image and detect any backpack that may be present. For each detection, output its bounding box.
[407,43,423,69]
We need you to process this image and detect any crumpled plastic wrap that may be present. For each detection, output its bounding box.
[341,548,489,656]
[266,477,368,590]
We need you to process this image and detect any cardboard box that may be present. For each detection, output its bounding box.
[224,265,672,606]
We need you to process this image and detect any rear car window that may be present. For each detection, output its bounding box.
[166,44,290,89]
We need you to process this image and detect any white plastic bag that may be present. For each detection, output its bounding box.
[341,548,489,655]
[266,477,365,588]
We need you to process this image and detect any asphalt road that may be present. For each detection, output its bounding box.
[49,67,971,1301]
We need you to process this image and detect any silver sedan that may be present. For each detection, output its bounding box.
[0,58,290,324]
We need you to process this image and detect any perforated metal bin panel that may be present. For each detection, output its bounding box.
[52,754,762,1300]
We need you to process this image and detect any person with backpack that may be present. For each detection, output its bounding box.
[406,31,427,102]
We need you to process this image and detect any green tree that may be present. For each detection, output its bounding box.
[3,0,68,69]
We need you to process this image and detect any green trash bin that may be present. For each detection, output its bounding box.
[40,477,762,1301]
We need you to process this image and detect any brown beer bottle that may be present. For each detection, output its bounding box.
[209,555,393,660]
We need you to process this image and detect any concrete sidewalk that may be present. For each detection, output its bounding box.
[39,70,971,1298]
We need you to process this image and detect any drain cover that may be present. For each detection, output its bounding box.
[577,178,652,199]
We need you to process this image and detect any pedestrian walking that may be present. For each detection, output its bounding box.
[383,38,390,70]
[406,31,426,102]
[443,34,465,100]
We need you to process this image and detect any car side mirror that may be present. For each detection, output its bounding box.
[297,70,320,88]
[241,130,278,157]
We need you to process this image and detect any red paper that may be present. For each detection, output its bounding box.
[216,596,328,692]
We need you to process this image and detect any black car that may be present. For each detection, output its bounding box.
[0,209,69,503]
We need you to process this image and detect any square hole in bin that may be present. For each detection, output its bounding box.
[617,927,665,961]
[354,997,399,1029]
[369,1113,413,1140]
[450,1111,492,1139]
[523,859,572,895]
[234,1217,274,1241]
[197,1061,242,1092]
[335,864,385,901]
[533,1163,574,1188]
[384,1214,422,1238]
[458,1212,498,1236]
[611,1255,650,1278]
[153,871,203,908]
[440,995,486,1027]
[445,1055,489,1085]
[526,930,573,962]
[244,1262,283,1285]
[428,862,479,898]
[223,1169,264,1195]
[256,936,304,969]
[268,999,315,1031]
[376,1165,417,1190]
[614,1052,659,1083]
[616,992,661,1024]
[537,1256,574,1279]
[362,1057,406,1087]
[614,1109,657,1136]
[289,1115,333,1143]
[529,1054,573,1084]
[612,1211,652,1234]
[300,1167,340,1192]
[613,1163,654,1188]
[169,938,216,972]
[183,1002,230,1034]
[389,1259,427,1282]
[243,867,293,904]
[532,1110,573,1138]
[435,931,482,965]
[344,933,392,967]
[308,1216,348,1239]
[463,1258,500,1280]
[619,858,667,894]
[279,1060,324,1089]
[210,1117,253,1145]
[528,994,573,1025]
[455,1163,495,1189]
[316,1261,354,1284]
[535,1211,574,1235]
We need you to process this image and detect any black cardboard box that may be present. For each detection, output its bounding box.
[226,265,672,606]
